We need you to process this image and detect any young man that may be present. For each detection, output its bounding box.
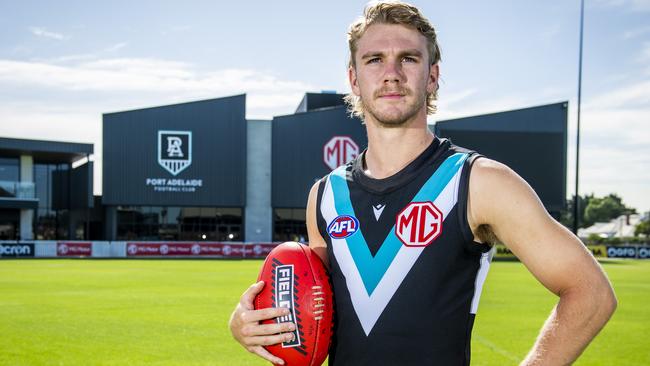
[230,2,617,365]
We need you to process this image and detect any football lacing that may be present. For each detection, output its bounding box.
[312,285,326,320]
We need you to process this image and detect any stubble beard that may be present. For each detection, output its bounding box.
[362,88,426,128]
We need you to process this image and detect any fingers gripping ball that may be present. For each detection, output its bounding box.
[255,242,334,366]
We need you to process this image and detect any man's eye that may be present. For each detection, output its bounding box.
[402,56,417,63]
[367,58,381,64]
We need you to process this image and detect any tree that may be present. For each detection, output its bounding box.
[583,193,636,227]
[560,193,594,229]
[635,220,650,237]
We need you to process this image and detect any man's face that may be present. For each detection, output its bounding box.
[349,23,438,127]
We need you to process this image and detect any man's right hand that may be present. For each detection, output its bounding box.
[229,281,297,365]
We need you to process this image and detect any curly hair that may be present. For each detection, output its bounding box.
[344,1,442,120]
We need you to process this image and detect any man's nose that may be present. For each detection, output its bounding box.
[383,59,405,83]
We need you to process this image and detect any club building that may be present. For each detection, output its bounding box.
[0,137,94,240]
[1,93,567,243]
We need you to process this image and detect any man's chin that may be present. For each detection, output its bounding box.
[371,110,416,127]
[377,117,409,128]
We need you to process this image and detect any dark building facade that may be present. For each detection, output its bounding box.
[434,102,568,218]
[102,95,247,241]
[272,98,367,241]
[0,137,94,240]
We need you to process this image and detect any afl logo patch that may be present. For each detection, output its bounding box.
[327,215,359,239]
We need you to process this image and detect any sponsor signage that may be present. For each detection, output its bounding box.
[327,215,359,239]
[492,245,649,260]
[395,201,443,247]
[57,242,92,257]
[323,136,359,171]
[125,242,276,258]
[0,243,35,257]
[638,246,650,259]
[587,245,607,258]
[274,264,300,348]
[607,246,638,259]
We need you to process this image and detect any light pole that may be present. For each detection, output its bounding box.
[573,0,585,234]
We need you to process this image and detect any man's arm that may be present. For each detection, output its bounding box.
[468,158,617,366]
[306,180,328,265]
[228,181,326,365]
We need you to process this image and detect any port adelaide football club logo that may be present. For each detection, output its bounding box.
[145,130,203,193]
[158,130,192,176]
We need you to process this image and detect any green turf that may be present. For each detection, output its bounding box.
[0,259,647,365]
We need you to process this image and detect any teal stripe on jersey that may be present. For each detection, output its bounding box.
[329,152,468,295]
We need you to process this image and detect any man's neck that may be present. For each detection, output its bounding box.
[363,115,434,180]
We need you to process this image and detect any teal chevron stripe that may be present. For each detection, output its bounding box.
[329,152,468,295]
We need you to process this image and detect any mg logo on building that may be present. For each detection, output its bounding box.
[323,136,359,171]
[395,201,443,247]
[158,130,192,176]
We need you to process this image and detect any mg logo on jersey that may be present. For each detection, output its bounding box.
[327,215,359,239]
[323,136,359,171]
[158,130,192,176]
[395,201,443,247]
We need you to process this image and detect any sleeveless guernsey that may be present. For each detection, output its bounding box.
[315,137,492,365]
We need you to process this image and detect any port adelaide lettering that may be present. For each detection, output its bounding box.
[145,178,203,193]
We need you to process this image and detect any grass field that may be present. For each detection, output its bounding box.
[0,259,648,366]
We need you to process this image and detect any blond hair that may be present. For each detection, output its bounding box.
[344,1,441,119]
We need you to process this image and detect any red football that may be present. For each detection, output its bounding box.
[255,242,333,366]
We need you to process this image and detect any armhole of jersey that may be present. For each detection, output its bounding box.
[457,153,492,254]
[315,176,329,243]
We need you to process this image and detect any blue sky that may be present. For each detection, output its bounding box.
[0,0,648,212]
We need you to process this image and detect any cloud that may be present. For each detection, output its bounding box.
[0,57,311,95]
[0,56,315,119]
[623,25,650,39]
[583,79,650,109]
[104,42,128,52]
[29,27,69,40]
[539,24,561,41]
[594,0,650,11]
[638,42,650,64]
[161,25,192,35]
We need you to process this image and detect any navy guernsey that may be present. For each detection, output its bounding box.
[315,137,492,366]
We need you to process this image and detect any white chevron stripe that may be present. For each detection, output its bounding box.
[321,164,466,335]
[470,249,493,314]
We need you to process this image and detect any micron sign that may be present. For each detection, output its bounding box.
[395,202,443,247]
[323,136,359,171]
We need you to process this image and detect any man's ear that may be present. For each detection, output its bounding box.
[427,63,439,94]
[349,65,361,96]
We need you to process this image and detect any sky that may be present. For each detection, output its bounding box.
[0,0,648,212]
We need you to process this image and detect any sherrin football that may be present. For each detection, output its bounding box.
[255,242,334,366]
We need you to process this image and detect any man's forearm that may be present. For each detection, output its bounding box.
[521,286,617,365]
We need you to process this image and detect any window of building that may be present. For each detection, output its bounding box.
[0,157,20,197]
[33,163,70,240]
[273,208,307,242]
[116,206,243,241]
